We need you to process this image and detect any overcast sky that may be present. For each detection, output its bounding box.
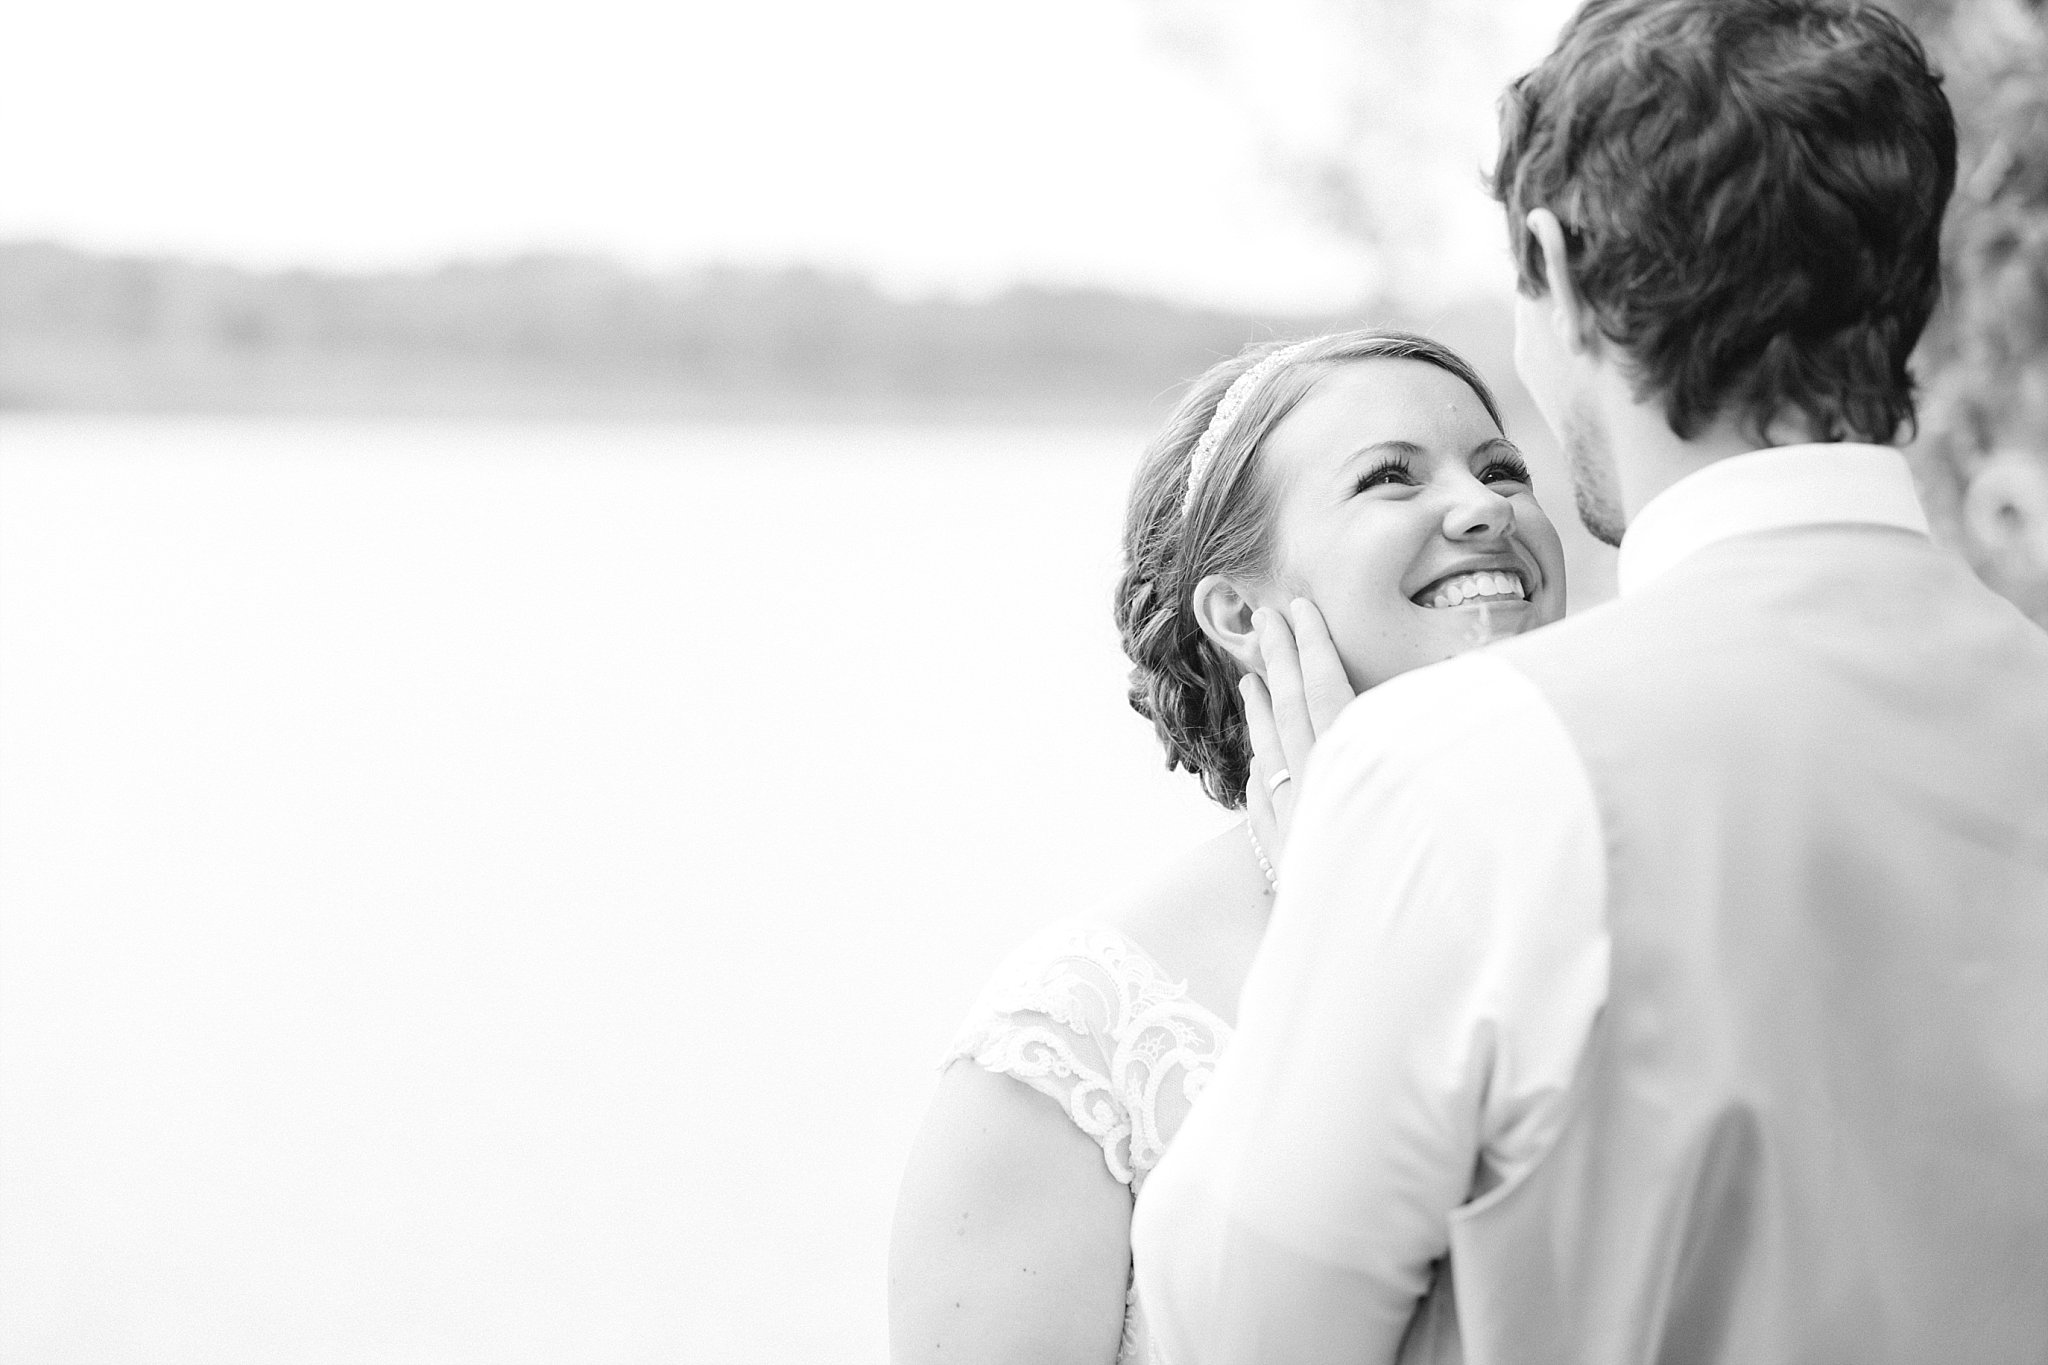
[2,0,1579,312]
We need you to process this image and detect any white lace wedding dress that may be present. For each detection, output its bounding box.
[945,919,1234,1365]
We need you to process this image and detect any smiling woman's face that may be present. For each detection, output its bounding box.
[1253,357,1568,690]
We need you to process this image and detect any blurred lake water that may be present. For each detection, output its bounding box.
[0,416,1234,1365]
[0,413,1611,1364]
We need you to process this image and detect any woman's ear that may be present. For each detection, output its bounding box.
[1526,208,1599,358]
[1192,573,1262,675]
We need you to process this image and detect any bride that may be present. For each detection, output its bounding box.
[887,329,1569,1364]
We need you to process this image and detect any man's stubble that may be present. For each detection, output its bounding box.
[1558,396,1628,548]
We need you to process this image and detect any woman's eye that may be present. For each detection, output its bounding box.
[1480,458,1534,487]
[1355,458,1416,493]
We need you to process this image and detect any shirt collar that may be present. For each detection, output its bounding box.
[1616,443,1930,597]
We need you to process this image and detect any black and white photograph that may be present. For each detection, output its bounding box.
[3,1,2046,1362]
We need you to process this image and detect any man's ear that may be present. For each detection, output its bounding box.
[1192,573,1262,675]
[1527,208,1599,358]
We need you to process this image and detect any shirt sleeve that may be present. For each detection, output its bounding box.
[1129,652,1610,1365]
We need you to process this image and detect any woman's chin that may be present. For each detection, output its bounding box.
[1343,598,1556,690]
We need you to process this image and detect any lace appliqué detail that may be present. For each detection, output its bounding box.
[943,920,1233,1191]
[943,920,1234,1365]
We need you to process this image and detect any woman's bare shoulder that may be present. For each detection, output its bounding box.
[1100,823,1270,1030]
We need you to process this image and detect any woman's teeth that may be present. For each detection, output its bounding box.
[1423,570,1527,609]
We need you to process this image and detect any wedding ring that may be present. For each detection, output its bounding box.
[1267,768,1292,794]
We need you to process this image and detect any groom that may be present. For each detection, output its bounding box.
[1132,1,2048,1361]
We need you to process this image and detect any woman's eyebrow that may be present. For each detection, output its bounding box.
[1472,436,1522,458]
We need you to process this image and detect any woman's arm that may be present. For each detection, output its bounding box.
[889,1060,1135,1365]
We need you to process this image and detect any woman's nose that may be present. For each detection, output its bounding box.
[1442,481,1517,541]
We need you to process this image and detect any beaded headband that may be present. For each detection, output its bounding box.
[1180,340,1313,520]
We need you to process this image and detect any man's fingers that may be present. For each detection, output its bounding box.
[1240,674,1290,856]
[1254,607,1318,774]
[1241,672,1284,784]
[1288,598,1357,735]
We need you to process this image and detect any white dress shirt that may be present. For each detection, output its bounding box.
[1128,444,1931,1365]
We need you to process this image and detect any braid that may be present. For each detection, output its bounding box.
[1112,393,1264,807]
[1114,563,1252,807]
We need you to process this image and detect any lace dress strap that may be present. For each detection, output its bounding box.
[945,919,1232,1190]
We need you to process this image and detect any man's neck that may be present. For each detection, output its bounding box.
[1597,373,1832,520]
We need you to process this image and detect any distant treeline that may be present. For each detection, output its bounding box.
[0,241,1380,422]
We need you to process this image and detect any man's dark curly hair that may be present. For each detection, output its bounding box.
[1492,0,1957,445]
